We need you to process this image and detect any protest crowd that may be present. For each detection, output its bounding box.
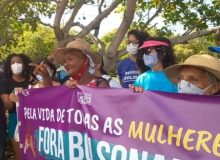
[1,28,220,160]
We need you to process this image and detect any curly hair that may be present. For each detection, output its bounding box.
[137,37,176,70]
[127,29,151,48]
[4,53,32,79]
[31,58,57,80]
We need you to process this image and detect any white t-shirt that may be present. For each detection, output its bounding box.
[102,75,122,88]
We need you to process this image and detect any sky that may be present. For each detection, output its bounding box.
[41,3,185,38]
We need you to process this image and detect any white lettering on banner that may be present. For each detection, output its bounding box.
[103,117,113,134]
[91,115,99,131]
[67,108,74,123]
[24,107,37,120]
[129,148,139,160]
[66,109,100,130]
[38,127,65,160]
[39,126,44,152]
[103,117,123,135]
[38,127,180,160]
[141,151,149,160]
[97,141,111,160]
[50,129,57,157]
[111,145,127,160]
[84,134,92,160]
[57,130,65,159]
[69,132,84,159]
[36,108,55,122]
[56,109,65,123]
[97,142,181,160]
[44,127,50,154]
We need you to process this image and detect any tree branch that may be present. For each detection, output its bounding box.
[183,16,207,35]
[0,0,14,12]
[88,33,105,54]
[117,48,127,58]
[103,0,137,72]
[53,0,69,40]
[170,26,220,44]
[76,0,123,38]
[141,0,170,31]
[63,0,86,33]
[93,0,105,37]
[37,18,53,28]
[0,34,14,47]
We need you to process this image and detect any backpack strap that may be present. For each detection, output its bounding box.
[107,77,112,83]
[95,77,105,87]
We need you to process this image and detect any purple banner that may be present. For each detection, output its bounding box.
[17,86,220,160]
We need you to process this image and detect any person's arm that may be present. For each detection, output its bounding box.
[52,81,61,86]
[1,94,14,110]
[29,62,53,87]
[117,62,123,86]
[98,79,110,87]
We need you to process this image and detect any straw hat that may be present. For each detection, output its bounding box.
[54,38,101,65]
[164,54,220,85]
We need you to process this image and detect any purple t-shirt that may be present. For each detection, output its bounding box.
[117,58,139,88]
[0,72,6,128]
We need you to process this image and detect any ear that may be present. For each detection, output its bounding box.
[84,57,89,65]
[210,82,220,95]
[94,63,101,70]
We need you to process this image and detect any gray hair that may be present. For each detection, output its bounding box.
[206,71,218,84]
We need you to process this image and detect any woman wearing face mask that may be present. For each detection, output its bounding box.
[31,58,60,88]
[117,29,150,88]
[131,37,177,93]
[0,53,32,160]
[165,54,220,95]
[91,53,122,88]
[30,38,109,88]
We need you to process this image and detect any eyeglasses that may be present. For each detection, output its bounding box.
[126,39,139,45]
[143,47,164,55]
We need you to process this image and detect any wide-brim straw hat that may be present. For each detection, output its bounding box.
[54,38,101,65]
[164,54,220,85]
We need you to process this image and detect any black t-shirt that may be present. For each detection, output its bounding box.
[0,72,6,127]
[0,77,30,114]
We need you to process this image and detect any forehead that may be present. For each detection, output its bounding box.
[179,66,207,77]
[64,49,84,58]
[11,56,22,62]
[128,34,137,40]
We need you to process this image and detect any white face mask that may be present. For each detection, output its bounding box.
[11,63,23,75]
[178,80,212,95]
[127,43,138,55]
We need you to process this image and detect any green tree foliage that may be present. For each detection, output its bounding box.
[0,25,56,61]
[174,36,216,63]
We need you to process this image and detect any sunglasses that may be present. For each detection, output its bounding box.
[126,39,139,45]
[143,47,165,55]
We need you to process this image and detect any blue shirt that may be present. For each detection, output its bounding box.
[117,58,139,88]
[56,70,70,85]
[134,70,178,93]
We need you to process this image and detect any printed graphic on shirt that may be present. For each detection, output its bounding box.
[123,71,139,83]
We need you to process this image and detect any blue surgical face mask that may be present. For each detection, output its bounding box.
[143,52,159,68]
[36,74,43,82]
[89,68,95,74]
[178,80,212,95]
[36,69,52,82]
